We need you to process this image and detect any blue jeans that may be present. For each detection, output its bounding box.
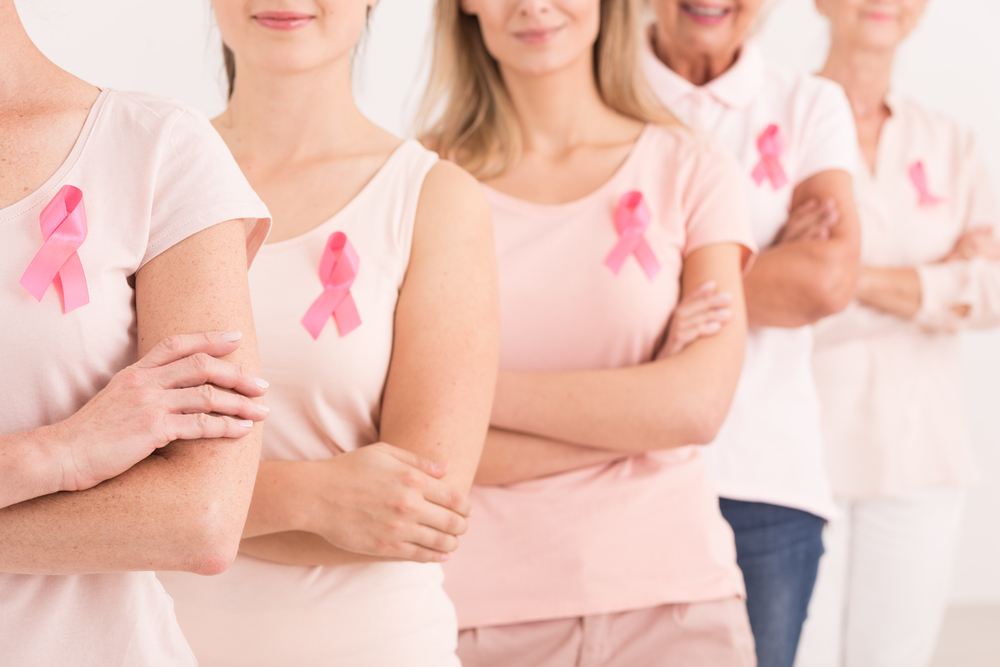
[720,499,825,667]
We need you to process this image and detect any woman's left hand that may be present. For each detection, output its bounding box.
[661,281,733,357]
[942,226,1000,262]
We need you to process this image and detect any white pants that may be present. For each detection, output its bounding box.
[794,486,966,667]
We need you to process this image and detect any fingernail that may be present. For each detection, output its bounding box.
[701,280,716,291]
[255,377,270,389]
[706,321,722,331]
[257,404,270,413]
[718,308,732,318]
[239,420,254,428]
[431,461,448,475]
[439,553,450,562]
[718,292,733,301]
[222,331,242,342]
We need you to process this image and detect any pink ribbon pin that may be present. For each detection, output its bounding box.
[301,231,362,340]
[909,160,945,206]
[20,184,90,313]
[751,124,788,190]
[604,191,661,281]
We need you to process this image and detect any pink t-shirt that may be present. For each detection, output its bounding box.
[444,124,756,629]
[158,141,462,667]
[0,90,270,667]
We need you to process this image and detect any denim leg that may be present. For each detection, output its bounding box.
[720,498,826,667]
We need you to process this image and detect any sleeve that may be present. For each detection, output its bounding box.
[794,79,859,184]
[140,107,272,270]
[914,134,1000,332]
[682,135,758,273]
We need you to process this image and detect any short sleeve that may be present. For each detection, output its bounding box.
[682,136,758,273]
[141,107,271,269]
[795,79,859,184]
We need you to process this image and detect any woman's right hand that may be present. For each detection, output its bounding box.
[297,443,471,563]
[776,198,841,244]
[942,226,1000,262]
[53,331,269,493]
[661,281,733,357]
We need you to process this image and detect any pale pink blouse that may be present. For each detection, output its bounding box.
[444,124,756,629]
[0,89,270,667]
[158,141,462,667]
[813,94,1000,498]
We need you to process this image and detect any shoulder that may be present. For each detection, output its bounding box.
[891,95,976,153]
[101,90,210,134]
[641,123,744,185]
[417,158,490,223]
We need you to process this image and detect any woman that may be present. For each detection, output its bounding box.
[0,1,272,665]
[795,2,1000,665]
[643,2,862,665]
[156,1,499,665]
[419,0,757,664]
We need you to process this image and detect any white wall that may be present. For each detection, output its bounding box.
[16,0,1000,604]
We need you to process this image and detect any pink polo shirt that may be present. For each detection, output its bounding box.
[443,124,756,629]
[0,89,270,667]
[644,37,858,519]
[813,94,1000,498]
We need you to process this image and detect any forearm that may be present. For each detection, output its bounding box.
[239,531,385,567]
[745,239,858,327]
[241,460,312,539]
[856,265,921,319]
[475,428,627,486]
[0,429,261,576]
[0,426,63,509]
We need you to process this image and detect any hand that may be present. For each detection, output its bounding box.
[776,198,840,244]
[661,281,733,357]
[942,226,1000,262]
[54,331,269,492]
[298,443,471,563]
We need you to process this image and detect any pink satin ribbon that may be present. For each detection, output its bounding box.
[909,160,945,206]
[20,184,89,313]
[605,191,661,281]
[751,124,788,190]
[301,231,361,340]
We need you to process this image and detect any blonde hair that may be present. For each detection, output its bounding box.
[418,0,680,179]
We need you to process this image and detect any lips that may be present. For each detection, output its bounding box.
[513,26,563,45]
[681,3,733,25]
[253,11,314,30]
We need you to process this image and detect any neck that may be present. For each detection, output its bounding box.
[0,1,57,102]
[820,39,894,118]
[652,27,739,86]
[218,55,367,164]
[499,52,618,155]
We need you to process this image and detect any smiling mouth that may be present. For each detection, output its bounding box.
[513,26,563,45]
[252,11,315,30]
[681,3,733,21]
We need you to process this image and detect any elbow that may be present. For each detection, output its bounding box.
[182,502,244,576]
[684,400,730,446]
[809,261,858,321]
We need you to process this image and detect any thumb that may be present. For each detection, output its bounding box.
[383,444,449,478]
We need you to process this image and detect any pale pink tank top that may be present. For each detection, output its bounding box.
[158,141,460,667]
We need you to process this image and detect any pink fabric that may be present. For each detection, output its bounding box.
[19,185,89,312]
[751,124,789,189]
[457,598,756,667]
[301,231,361,339]
[158,141,461,667]
[444,124,755,629]
[604,191,661,280]
[0,89,270,667]
[813,94,1000,498]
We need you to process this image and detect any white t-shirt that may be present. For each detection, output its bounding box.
[0,89,270,667]
[644,37,858,519]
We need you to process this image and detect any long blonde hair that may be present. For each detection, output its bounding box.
[418,0,680,179]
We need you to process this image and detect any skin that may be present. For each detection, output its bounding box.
[210,0,499,565]
[0,0,268,574]
[458,0,748,486]
[650,0,862,328]
[817,0,1000,319]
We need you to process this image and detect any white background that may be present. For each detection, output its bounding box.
[15,0,1000,604]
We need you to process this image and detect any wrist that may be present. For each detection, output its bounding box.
[0,426,67,507]
[257,460,317,534]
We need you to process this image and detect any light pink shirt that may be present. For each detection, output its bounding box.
[444,124,756,629]
[158,141,461,667]
[813,94,1000,498]
[644,38,859,519]
[0,89,270,667]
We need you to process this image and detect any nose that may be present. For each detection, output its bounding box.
[518,0,552,17]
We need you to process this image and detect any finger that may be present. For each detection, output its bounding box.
[171,385,269,421]
[406,524,461,554]
[418,502,469,537]
[137,331,244,369]
[158,353,268,398]
[162,413,254,442]
[789,198,820,218]
[382,443,449,479]
[675,293,733,320]
[420,477,472,516]
[400,543,451,564]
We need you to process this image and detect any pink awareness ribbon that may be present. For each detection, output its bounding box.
[20,184,90,313]
[909,160,945,206]
[751,124,788,190]
[604,191,661,281]
[301,231,362,340]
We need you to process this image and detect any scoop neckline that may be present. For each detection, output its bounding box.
[0,88,110,225]
[481,124,654,216]
[260,139,420,250]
